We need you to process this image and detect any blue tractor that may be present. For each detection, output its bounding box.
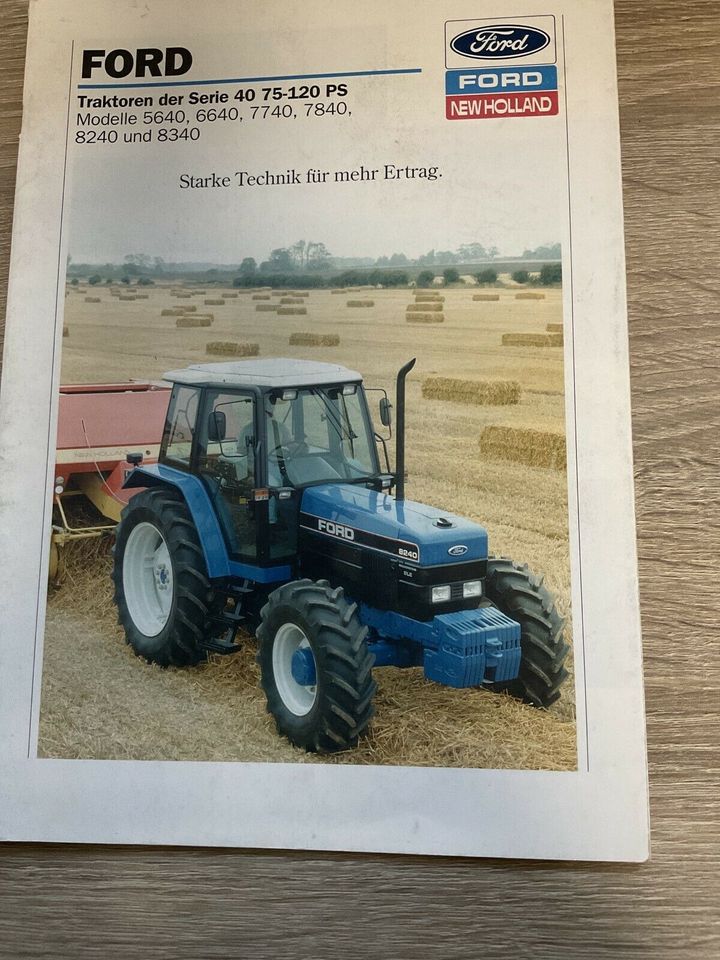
[113,357,568,752]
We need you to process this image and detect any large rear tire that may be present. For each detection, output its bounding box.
[257,579,376,753]
[113,487,221,667]
[484,557,569,708]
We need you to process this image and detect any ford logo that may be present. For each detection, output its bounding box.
[448,545,468,557]
[450,24,550,60]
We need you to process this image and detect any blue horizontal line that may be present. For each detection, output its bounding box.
[77,67,422,90]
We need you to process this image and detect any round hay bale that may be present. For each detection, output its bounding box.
[84,296,101,303]
[515,292,546,300]
[118,295,136,301]
[280,297,304,304]
[62,325,69,337]
[347,300,374,307]
[277,307,308,315]
[502,333,563,347]
[204,299,225,306]
[546,323,563,333]
[289,332,340,347]
[406,313,445,324]
[176,316,213,328]
[473,293,500,301]
[406,302,443,313]
[480,426,566,471]
[256,303,280,312]
[252,294,271,301]
[422,378,520,406]
[206,341,259,357]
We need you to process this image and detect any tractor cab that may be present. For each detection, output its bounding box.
[155,359,390,568]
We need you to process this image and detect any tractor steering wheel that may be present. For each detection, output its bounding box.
[268,439,307,463]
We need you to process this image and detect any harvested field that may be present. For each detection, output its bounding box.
[515,292,546,300]
[277,307,308,316]
[407,302,443,313]
[406,313,444,324]
[289,332,340,347]
[422,378,521,405]
[176,316,212,328]
[206,340,260,357]
[46,284,575,770]
[502,333,563,347]
[480,425,567,471]
[473,293,500,301]
[347,299,374,307]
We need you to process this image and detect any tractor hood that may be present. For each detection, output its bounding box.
[300,483,488,567]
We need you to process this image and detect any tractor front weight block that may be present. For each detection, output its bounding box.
[360,604,522,689]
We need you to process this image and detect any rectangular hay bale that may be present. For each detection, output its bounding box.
[473,293,500,301]
[514,292,546,300]
[406,313,445,324]
[204,299,225,305]
[347,300,374,307]
[176,316,213,328]
[205,341,259,357]
[277,307,308,315]
[502,333,563,347]
[252,294,271,300]
[546,323,563,333]
[280,297,304,304]
[118,295,136,301]
[422,378,520,405]
[480,426,566,471]
[407,302,443,312]
[414,294,444,302]
[256,303,280,312]
[84,296,101,303]
[289,332,340,347]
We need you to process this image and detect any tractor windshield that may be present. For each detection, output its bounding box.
[265,385,378,487]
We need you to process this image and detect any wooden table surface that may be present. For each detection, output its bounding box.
[1,1,718,956]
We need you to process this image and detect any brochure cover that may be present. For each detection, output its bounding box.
[0,0,649,860]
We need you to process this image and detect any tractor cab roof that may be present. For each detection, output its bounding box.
[163,358,363,391]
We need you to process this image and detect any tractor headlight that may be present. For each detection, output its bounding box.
[463,580,482,598]
[431,585,452,603]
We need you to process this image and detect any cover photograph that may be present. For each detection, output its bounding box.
[0,0,649,860]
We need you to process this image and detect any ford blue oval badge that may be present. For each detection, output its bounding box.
[448,545,468,557]
[450,24,551,60]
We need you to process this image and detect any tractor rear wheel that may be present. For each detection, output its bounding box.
[113,487,221,667]
[257,579,376,753]
[484,557,569,708]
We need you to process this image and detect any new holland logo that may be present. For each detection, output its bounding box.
[450,25,550,60]
[448,545,468,557]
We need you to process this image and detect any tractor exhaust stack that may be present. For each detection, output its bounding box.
[394,357,416,501]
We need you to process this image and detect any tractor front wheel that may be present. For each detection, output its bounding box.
[257,579,376,752]
[485,557,569,708]
[113,487,221,667]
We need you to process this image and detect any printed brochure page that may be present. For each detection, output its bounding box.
[0,0,648,860]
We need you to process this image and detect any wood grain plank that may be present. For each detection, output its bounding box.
[0,1,718,957]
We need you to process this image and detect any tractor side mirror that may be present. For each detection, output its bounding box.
[379,397,392,427]
[208,410,226,442]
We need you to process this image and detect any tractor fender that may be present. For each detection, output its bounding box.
[123,464,232,579]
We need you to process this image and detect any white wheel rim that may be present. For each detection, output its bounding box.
[272,623,318,717]
[122,522,174,637]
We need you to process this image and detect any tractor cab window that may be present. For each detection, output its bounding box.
[265,385,377,488]
[197,390,257,559]
[161,384,200,467]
